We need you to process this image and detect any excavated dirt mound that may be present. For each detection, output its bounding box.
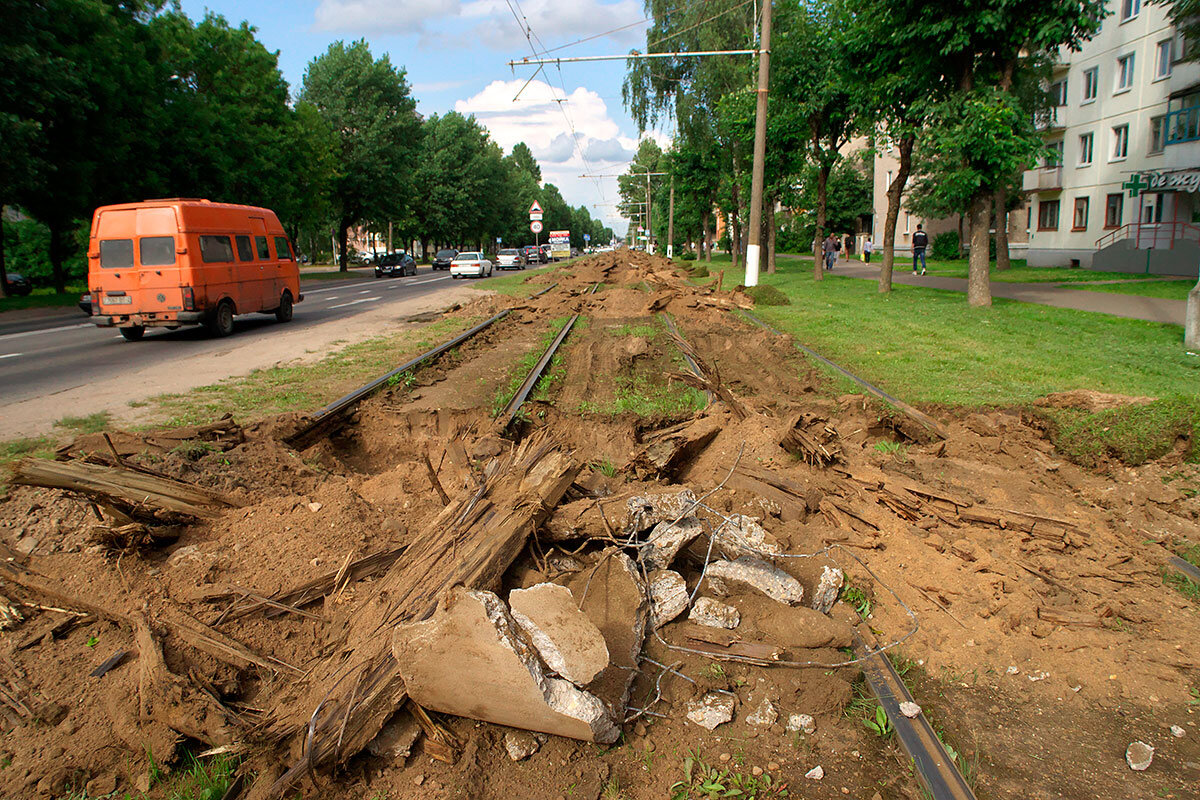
[1,251,1198,800]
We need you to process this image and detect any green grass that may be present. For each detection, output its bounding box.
[469,263,561,296]
[1072,279,1196,301]
[1048,395,1200,466]
[54,412,112,435]
[1,435,56,467]
[707,263,1195,407]
[491,316,574,417]
[0,284,87,313]
[580,375,707,418]
[148,315,478,427]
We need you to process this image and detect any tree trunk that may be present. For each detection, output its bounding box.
[701,209,712,262]
[766,195,777,274]
[48,219,66,294]
[731,205,741,271]
[957,216,965,258]
[812,164,829,281]
[967,192,992,307]
[993,185,1011,270]
[0,208,8,299]
[338,220,350,272]
[878,135,914,293]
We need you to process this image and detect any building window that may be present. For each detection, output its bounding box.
[1050,79,1067,106]
[1079,132,1094,164]
[1111,124,1129,160]
[1038,199,1061,231]
[1026,206,1033,232]
[1044,140,1064,167]
[904,213,910,234]
[1083,68,1098,103]
[1072,198,1090,230]
[1105,193,1124,228]
[1143,193,1165,223]
[1156,40,1173,79]
[1121,0,1141,22]
[1150,115,1166,154]
[1116,54,1135,93]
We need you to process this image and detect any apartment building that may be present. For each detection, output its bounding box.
[1025,0,1200,273]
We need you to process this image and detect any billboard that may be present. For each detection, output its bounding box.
[548,230,571,261]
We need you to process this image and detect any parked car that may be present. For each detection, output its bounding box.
[522,245,545,264]
[4,272,33,296]
[431,249,458,270]
[78,292,92,315]
[495,249,525,270]
[540,243,554,262]
[374,251,416,278]
[449,251,493,279]
[87,198,301,340]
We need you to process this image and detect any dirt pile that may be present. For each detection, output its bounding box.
[1,251,1198,800]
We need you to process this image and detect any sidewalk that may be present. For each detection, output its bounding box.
[828,260,1188,325]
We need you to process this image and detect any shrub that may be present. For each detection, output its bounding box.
[681,250,697,261]
[930,231,960,261]
[688,263,709,278]
[743,284,790,306]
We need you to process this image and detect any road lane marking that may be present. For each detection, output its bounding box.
[328,297,382,309]
[0,353,22,360]
[0,323,91,342]
[358,289,372,294]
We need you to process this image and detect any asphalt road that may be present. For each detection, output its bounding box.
[0,266,512,407]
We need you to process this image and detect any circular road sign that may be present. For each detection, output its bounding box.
[530,220,544,233]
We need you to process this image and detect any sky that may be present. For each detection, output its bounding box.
[178,0,678,234]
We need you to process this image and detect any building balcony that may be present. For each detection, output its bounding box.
[1022,166,1063,193]
[1034,107,1066,132]
[1165,106,1200,145]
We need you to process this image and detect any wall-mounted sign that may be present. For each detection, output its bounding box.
[1122,168,1200,197]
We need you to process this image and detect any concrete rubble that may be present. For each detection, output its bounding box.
[626,489,698,534]
[712,514,781,559]
[509,583,610,686]
[642,516,704,570]
[811,565,844,614]
[746,696,778,727]
[366,712,422,763]
[688,596,741,629]
[686,692,736,730]
[392,586,619,743]
[805,765,825,780]
[648,570,690,629]
[899,701,921,718]
[1126,741,1154,771]
[704,557,806,605]
[504,729,547,761]
[787,713,816,735]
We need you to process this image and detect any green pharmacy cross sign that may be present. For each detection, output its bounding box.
[1121,168,1200,197]
[1123,173,1151,198]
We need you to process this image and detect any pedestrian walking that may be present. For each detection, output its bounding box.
[822,234,837,270]
[863,238,873,264]
[911,224,928,275]
[834,236,842,262]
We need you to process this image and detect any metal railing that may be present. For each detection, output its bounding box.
[1095,221,1200,250]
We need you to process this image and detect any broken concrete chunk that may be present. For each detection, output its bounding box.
[504,729,547,761]
[642,516,704,571]
[568,550,649,712]
[509,583,610,686]
[705,557,805,606]
[1126,741,1154,771]
[686,692,735,730]
[648,570,689,629]
[626,490,697,534]
[367,711,422,762]
[746,697,778,727]
[899,701,921,718]
[688,597,740,629]
[805,765,824,780]
[810,566,843,614]
[786,713,816,735]
[712,514,781,559]
[735,595,854,649]
[392,586,618,743]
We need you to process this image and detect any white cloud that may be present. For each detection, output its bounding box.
[541,133,577,163]
[584,136,634,162]
[313,0,460,32]
[461,0,643,43]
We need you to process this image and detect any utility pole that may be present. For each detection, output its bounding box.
[744,0,773,287]
[388,221,393,253]
[582,170,665,253]
[667,176,676,259]
[645,172,653,254]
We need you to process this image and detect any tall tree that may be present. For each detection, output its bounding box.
[299,40,421,271]
[509,142,542,184]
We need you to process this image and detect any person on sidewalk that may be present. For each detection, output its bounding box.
[911,224,928,275]
[863,238,873,264]
[822,234,837,270]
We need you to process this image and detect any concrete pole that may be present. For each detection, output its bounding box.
[744,0,773,287]
[388,221,393,253]
[667,176,676,259]
[645,173,653,254]
[1187,271,1200,353]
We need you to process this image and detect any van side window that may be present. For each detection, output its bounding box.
[273,236,293,261]
[100,239,134,269]
[199,235,234,264]
[140,236,175,267]
[235,235,254,261]
[255,236,270,259]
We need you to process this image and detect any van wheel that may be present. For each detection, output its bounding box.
[275,292,294,322]
[207,301,235,337]
[120,326,145,341]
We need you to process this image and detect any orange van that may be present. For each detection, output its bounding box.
[87,198,303,340]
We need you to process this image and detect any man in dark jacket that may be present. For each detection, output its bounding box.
[912,224,928,275]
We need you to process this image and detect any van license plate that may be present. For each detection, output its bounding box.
[105,295,132,305]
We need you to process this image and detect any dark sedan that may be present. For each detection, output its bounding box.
[374,252,416,278]
[431,249,458,271]
[4,273,33,296]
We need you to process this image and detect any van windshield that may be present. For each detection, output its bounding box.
[140,236,175,267]
[100,239,134,269]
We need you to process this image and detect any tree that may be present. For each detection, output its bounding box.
[618,140,664,250]
[509,142,542,184]
[299,40,421,270]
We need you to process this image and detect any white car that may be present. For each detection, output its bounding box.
[450,251,493,278]
[495,248,525,270]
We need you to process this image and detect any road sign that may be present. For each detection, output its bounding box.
[584,234,590,241]
[496,237,502,243]
[548,230,570,260]
[529,212,543,221]
[530,220,543,233]
[529,201,543,220]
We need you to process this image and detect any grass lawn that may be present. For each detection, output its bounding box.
[468,263,563,296]
[696,262,1196,407]
[1072,279,1196,301]
[0,284,86,313]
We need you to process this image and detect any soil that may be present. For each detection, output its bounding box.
[1,251,1198,800]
